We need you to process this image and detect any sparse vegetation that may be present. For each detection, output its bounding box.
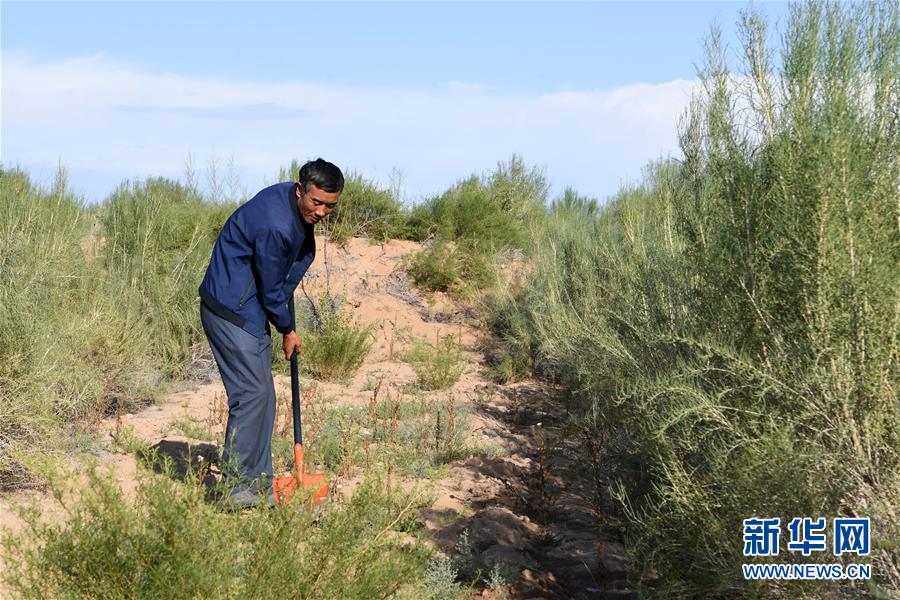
[269,379,483,482]
[109,426,151,456]
[407,556,464,600]
[407,240,463,292]
[327,172,411,244]
[170,416,216,442]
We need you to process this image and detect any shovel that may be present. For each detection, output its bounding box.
[273,299,328,505]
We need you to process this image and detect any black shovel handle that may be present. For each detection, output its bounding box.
[289,297,302,446]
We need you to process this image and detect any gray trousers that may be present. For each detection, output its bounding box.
[200,301,275,491]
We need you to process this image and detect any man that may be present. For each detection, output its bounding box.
[198,158,343,509]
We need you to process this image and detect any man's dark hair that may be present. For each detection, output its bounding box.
[298,158,344,194]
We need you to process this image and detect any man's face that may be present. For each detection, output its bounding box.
[296,183,340,225]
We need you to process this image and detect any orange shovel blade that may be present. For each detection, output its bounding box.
[273,443,328,505]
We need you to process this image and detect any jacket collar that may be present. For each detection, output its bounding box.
[291,182,305,233]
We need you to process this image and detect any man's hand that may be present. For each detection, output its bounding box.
[283,330,302,360]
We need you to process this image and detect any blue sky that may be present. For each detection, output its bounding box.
[2,1,790,204]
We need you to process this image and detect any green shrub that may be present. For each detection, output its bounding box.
[170,416,215,442]
[0,168,97,487]
[327,172,410,244]
[405,155,547,295]
[110,426,151,456]
[491,2,899,595]
[396,556,464,600]
[0,169,234,488]
[1,466,431,599]
[402,335,466,391]
[407,241,462,292]
[101,177,236,380]
[413,157,546,248]
[276,162,412,244]
[299,293,374,381]
[483,286,538,384]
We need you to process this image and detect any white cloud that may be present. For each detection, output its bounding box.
[1,52,696,202]
[446,81,499,93]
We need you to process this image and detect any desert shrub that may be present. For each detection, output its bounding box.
[0,169,234,488]
[407,241,462,292]
[0,466,431,599]
[0,168,99,487]
[422,176,525,249]
[406,155,548,295]
[483,302,537,385]
[412,156,546,249]
[492,2,899,596]
[326,172,410,244]
[395,556,464,600]
[276,162,412,244]
[298,293,374,381]
[403,202,440,242]
[101,177,237,381]
[402,335,466,391]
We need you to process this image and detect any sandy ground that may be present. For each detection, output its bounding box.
[0,236,632,599]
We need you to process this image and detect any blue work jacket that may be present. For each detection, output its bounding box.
[198,182,315,337]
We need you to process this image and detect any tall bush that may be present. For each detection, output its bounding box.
[494,2,898,595]
[0,171,234,487]
[101,177,235,379]
[407,155,548,294]
[327,172,409,243]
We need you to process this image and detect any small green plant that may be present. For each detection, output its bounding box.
[299,293,374,381]
[109,426,149,455]
[270,433,297,474]
[484,287,536,384]
[361,372,384,392]
[425,556,464,600]
[71,429,104,455]
[297,385,485,482]
[487,563,509,592]
[401,335,466,391]
[395,556,463,600]
[453,529,477,580]
[485,347,530,384]
[170,415,214,441]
